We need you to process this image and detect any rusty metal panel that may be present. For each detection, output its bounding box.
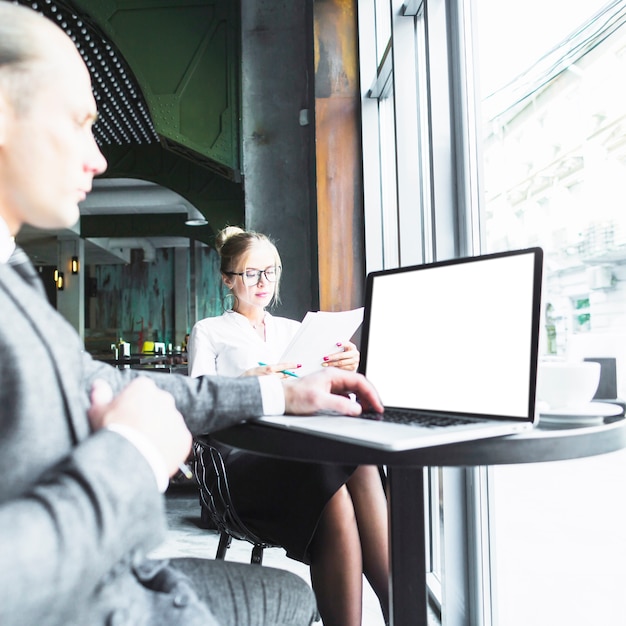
[315,98,363,311]
[314,0,365,313]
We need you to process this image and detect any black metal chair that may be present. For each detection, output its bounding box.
[192,437,278,565]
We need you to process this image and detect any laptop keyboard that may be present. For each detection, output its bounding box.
[361,408,477,429]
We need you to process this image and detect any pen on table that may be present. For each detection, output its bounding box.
[178,463,193,480]
[258,361,299,378]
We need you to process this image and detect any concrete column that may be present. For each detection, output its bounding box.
[174,247,188,345]
[189,239,198,328]
[240,0,317,321]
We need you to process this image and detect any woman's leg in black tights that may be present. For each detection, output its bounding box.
[346,465,390,623]
[308,485,364,626]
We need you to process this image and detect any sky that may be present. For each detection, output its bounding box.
[474,0,614,95]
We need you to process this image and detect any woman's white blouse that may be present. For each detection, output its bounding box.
[188,310,301,378]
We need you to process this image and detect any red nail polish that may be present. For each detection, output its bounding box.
[296,364,302,368]
[336,342,342,347]
[323,356,329,361]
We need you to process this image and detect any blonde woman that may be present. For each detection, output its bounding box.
[189,227,389,626]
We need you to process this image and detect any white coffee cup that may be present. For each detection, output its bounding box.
[536,360,601,409]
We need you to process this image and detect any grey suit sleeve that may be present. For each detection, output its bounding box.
[82,352,267,435]
[0,429,167,626]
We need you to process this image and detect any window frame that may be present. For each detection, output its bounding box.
[357,0,494,622]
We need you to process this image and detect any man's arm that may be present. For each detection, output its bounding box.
[82,352,384,436]
[82,352,266,435]
[0,430,166,626]
[0,378,190,626]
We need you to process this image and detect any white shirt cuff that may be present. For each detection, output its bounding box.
[258,375,285,416]
[106,424,170,493]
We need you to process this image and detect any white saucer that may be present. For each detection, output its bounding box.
[539,402,623,425]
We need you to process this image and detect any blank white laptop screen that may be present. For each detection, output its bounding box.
[258,248,543,451]
[362,250,539,420]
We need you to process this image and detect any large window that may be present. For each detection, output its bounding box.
[359,0,626,624]
[472,2,626,625]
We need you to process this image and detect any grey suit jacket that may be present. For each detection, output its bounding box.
[0,261,266,625]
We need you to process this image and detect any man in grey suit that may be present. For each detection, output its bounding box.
[0,4,384,625]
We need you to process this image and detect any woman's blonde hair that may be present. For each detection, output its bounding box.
[216,226,283,306]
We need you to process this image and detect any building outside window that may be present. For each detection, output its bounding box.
[477,0,626,363]
[473,2,626,624]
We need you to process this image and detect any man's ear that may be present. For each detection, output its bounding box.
[0,93,7,145]
[0,91,12,146]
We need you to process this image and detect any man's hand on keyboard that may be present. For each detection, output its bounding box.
[282,368,384,417]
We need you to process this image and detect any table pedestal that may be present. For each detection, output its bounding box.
[388,467,428,624]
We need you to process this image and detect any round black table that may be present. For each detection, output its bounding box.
[213,415,626,626]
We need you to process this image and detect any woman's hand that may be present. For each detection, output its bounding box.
[242,362,302,378]
[322,341,360,372]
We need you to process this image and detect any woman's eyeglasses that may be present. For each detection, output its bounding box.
[225,266,281,286]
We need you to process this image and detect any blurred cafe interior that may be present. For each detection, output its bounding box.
[14,0,626,624]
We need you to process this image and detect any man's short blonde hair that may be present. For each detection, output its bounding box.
[0,3,57,114]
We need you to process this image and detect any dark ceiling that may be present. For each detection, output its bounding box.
[17,0,159,148]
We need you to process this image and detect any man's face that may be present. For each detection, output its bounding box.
[0,35,107,233]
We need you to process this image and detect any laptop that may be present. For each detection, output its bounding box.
[258,247,544,450]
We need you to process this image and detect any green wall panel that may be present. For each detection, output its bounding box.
[74,0,240,178]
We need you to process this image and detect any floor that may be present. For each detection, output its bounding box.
[150,481,440,625]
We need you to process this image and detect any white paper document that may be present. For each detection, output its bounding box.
[280,308,364,376]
